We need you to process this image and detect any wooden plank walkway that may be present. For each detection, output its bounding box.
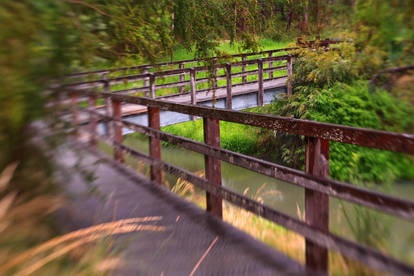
[56,143,311,276]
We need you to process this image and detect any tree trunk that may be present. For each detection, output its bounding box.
[303,1,309,32]
[286,8,293,31]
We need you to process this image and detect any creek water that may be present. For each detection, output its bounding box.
[122,134,414,266]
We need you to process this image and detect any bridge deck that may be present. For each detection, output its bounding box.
[57,143,309,276]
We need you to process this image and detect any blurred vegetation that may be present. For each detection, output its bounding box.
[1,0,413,273]
[0,0,267,273]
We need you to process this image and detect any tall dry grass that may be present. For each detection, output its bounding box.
[170,172,383,275]
[0,163,167,275]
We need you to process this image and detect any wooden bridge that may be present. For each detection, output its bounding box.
[59,45,414,275]
[65,47,296,133]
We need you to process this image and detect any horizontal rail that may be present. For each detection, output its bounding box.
[120,69,287,96]
[79,107,414,220]
[78,130,414,276]
[75,90,414,154]
[66,47,296,79]
[65,55,290,90]
[67,38,342,79]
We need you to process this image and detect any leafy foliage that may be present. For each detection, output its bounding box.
[353,0,414,66]
[292,46,357,89]
[261,81,414,183]
[291,41,389,91]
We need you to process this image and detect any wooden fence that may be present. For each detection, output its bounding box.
[66,89,414,275]
[66,38,342,80]
[66,54,293,106]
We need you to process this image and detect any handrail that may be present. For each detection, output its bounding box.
[66,38,343,79]
[64,54,290,90]
[80,106,414,220]
[63,54,293,103]
[67,89,414,275]
[66,47,296,79]
[75,90,414,154]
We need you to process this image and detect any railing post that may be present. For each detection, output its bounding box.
[70,92,79,138]
[179,63,185,94]
[242,55,247,83]
[213,58,217,89]
[287,55,293,96]
[143,68,149,89]
[305,137,329,273]
[148,107,162,184]
[112,99,123,163]
[258,59,264,107]
[268,52,273,79]
[190,68,197,120]
[149,73,156,98]
[104,79,112,137]
[225,63,232,109]
[88,95,97,147]
[203,117,222,218]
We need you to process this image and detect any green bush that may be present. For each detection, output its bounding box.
[292,46,358,89]
[292,42,388,91]
[261,81,414,184]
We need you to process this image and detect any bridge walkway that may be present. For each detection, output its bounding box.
[57,143,309,276]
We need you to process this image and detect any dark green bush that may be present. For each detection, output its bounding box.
[261,81,414,184]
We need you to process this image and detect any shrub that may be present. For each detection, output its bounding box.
[292,46,358,89]
[292,42,388,91]
[261,81,414,184]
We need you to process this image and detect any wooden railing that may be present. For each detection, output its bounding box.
[66,54,293,105]
[66,38,342,81]
[66,89,414,275]
[64,40,343,109]
[66,47,297,80]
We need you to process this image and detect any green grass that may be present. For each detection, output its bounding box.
[150,119,261,156]
[169,38,292,61]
